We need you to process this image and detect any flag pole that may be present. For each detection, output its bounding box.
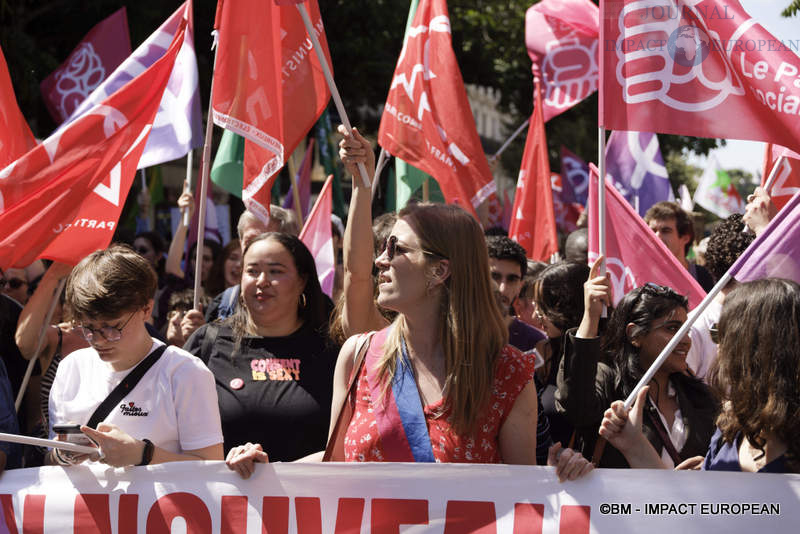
[489,118,530,164]
[295,3,370,188]
[372,148,388,199]
[183,149,193,227]
[192,33,220,311]
[598,127,607,268]
[763,155,787,194]
[287,146,305,226]
[15,278,66,412]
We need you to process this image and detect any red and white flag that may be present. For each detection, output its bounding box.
[600,0,800,153]
[551,172,583,233]
[378,0,494,218]
[763,144,800,211]
[40,7,131,123]
[525,0,599,122]
[0,15,186,269]
[299,174,335,298]
[588,164,706,308]
[212,0,331,223]
[508,83,558,261]
[0,46,36,169]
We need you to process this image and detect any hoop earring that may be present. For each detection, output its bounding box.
[299,292,307,309]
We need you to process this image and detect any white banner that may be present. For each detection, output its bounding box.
[1,462,798,533]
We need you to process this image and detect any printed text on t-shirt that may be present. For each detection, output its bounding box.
[250,358,300,381]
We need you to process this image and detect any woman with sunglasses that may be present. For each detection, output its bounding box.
[556,257,717,468]
[47,245,223,467]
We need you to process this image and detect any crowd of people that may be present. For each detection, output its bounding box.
[0,126,796,481]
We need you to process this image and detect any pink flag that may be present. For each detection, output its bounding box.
[40,8,131,123]
[0,14,186,269]
[763,144,800,211]
[600,1,800,153]
[0,46,36,168]
[525,0,599,122]
[299,174,335,298]
[588,163,706,308]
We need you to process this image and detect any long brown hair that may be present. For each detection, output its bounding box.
[710,278,800,472]
[377,204,508,434]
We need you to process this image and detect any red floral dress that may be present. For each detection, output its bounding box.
[343,345,536,463]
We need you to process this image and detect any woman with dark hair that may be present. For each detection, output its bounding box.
[531,261,590,446]
[557,258,717,468]
[184,233,339,462]
[133,231,167,285]
[206,239,242,298]
[601,278,800,473]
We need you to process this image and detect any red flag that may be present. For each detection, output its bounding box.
[40,7,131,123]
[508,83,558,261]
[600,1,800,153]
[378,0,495,218]
[588,163,706,309]
[0,15,186,269]
[763,144,800,211]
[525,0,599,122]
[485,192,504,229]
[212,0,331,223]
[299,174,335,297]
[0,47,36,168]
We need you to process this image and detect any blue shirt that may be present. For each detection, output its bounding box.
[703,428,788,473]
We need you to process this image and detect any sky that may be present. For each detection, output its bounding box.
[686,0,799,181]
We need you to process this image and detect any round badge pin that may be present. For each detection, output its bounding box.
[230,378,245,390]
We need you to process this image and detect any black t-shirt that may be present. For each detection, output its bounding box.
[184,322,340,461]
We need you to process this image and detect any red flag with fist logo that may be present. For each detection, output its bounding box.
[378,0,494,218]
[601,0,800,153]
[508,83,558,261]
[525,0,599,122]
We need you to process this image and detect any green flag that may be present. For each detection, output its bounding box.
[316,109,347,220]
[211,129,244,198]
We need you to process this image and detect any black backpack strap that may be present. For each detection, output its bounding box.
[198,323,220,365]
[86,345,168,429]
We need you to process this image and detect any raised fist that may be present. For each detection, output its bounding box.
[541,37,598,112]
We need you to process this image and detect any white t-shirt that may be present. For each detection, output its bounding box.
[49,339,223,454]
[687,298,722,382]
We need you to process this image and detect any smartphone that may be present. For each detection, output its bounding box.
[52,424,97,447]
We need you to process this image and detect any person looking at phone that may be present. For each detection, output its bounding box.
[47,245,223,467]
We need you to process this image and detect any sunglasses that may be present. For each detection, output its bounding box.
[380,236,440,261]
[76,311,137,343]
[0,278,27,290]
[709,323,719,344]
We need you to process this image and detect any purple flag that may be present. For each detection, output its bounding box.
[283,139,315,220]
[559,146,589,206]
[731,190,800,283]
[57,3,202,169]
[40,8,131,123]
[605,131,673,217]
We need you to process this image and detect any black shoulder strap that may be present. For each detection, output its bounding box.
[199,323,220,365]
[86,345,168,429]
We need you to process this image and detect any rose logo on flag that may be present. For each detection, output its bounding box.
[53,43,106,119]
[614,1,744,112]
[589,253,637,301]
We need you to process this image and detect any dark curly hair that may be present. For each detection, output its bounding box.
[533,262,589,332]
[704,214,755,282]
[710,278,800,473]
[602,284,688,398]
[486,236,528,278]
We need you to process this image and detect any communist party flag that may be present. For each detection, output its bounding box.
[378,0,495,218]
[0,11,186,269]
[212,0,331,223]
[508,82,558,261]
[600,0,800,153]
